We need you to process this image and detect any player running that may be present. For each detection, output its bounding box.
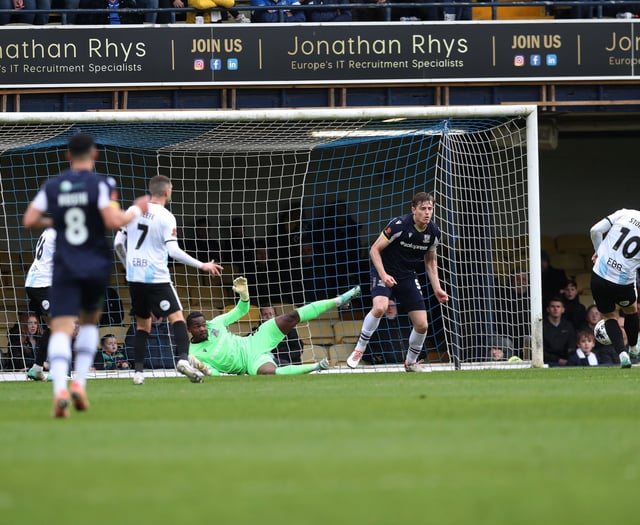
[187,277,360,376]
[22,133,150,417]
[114,175,223,385]
[24,227,55,381]
[347,192,448,372]
[590,208,640,368]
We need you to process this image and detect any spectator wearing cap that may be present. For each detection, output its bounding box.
[487,335,515,361]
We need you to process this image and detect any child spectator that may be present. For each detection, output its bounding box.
[487,335,515,362]
[567,329,599,366]
[95,334,130,371]
[562,280,586,331]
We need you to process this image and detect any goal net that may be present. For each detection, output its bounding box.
[0,106,542,380]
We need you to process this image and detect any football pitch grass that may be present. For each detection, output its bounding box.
[2,368,639,525]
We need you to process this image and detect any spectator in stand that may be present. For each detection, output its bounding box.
[124,314,176,370]
[220,216,255,272]
[543,296,576,366]
[270,202,306,305]
[184,217,220,265]
[313,201,364,300]
[251,305,303,365]
[100,286,124,327]
[186,0,238,23]
[7,312,42,372]
[0,0,50,24]
[301,236,320,302]
[567,329,599,367]
[140,0,183,23]
[251,0,304,22]
[541,250,569,308]
[351,0,387,21]
[440,0,471,20]
[94,334,129,371]
[487,335,515,362]
[495,268,531,355]
[585,306,621,365]
[301,0,350,21]
[561,279,586,331]
[241,239,283,306]
[78,0,144,23]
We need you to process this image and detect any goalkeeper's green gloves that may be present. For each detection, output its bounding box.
[233,276,250,302]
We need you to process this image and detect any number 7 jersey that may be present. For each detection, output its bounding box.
[121,201,178,284]
[592,208,640,285]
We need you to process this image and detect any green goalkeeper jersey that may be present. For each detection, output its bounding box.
[189,300,252,375]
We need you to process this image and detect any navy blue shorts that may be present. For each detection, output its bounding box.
[591,272,637,313]
[49,276,109,318]
[370,268,426,312]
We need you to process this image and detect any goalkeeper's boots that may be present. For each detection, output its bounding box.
[27,364,46,381]
[629,345,640,360]
[315,357,330,372]
[177,359,205,383]
[404,360,432,373]
[346,349,364,369]
[339,286,361,308]
[53,390,71,419]
[188,355,213,376]
[69,381,89,412]
[620,351,632,369]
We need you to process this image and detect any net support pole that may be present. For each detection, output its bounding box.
[526,107,544,368]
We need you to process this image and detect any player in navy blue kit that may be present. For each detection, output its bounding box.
[23,133,150,418]
[347,192,448,372]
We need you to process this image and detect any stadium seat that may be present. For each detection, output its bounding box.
[332,320,361,344]
[550,252,586,275]
[329,343,354,365]
[301,344,329,364]
[223,303,261,322]
[579,293,595,309]
[555,234,594,256]
[541,235,556,254]
[574,272,592,294]
[304,320,336,346]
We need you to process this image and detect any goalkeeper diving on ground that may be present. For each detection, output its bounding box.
[186,277,360,377]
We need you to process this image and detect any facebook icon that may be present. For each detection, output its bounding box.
[210,59,222,71]
[227,58,239,71]
[530,54,541,66]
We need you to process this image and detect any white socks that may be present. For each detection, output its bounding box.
[73,324,99,388]
[405,329,427,364]
[355,312,382,352]
[48,332,72,396]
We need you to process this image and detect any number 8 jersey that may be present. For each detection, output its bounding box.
[31,169,117,280]
[591,208,640,285]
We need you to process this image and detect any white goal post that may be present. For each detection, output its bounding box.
[0,105,542,378]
